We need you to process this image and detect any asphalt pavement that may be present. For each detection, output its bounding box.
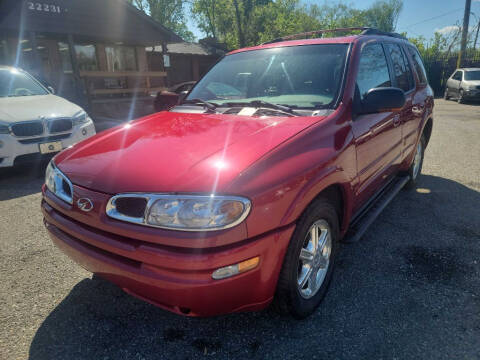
[0,99,479,359]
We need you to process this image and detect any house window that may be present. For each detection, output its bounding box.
[105,45,137,71]
[57,42,73,73]
[74,44,98,71]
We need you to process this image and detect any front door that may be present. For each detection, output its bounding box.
[351,42,403,214]
[448,70,463,97]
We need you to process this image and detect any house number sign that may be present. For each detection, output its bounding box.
[27,2,63,13]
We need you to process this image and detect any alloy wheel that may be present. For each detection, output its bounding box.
[297,219,332,299]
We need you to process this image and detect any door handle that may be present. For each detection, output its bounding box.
[392,114,401,127]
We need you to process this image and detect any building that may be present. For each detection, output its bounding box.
[0,0,221,121]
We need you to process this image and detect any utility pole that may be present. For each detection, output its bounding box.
[457,0,471,68]
[474,18,480,50]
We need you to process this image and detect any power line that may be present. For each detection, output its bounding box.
[402,8,464,29]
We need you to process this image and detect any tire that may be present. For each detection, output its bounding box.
[404,134,425,189]
[458,89,465,104]
[273,198,339,318]
[443,88,450,100]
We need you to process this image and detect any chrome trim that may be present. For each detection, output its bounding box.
[9,120,45,137]
[106,193,252,232]
[47,118,73,134]
[49,162,74,205]
[7,118,74,139]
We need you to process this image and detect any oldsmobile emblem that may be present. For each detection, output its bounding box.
[77,198,94,212]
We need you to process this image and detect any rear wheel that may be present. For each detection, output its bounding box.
[274,198,339,318]
[443,88,450,100]
[405,135,425,189]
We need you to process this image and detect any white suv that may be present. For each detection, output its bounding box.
[0,66,96,167]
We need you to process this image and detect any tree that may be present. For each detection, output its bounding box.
[192,0,404,50]
[128,0,195,41]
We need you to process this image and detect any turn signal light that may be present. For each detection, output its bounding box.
[212,256,260,280]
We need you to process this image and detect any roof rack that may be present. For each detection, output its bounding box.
[261,27,406,45]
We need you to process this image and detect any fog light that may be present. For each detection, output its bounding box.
[82,129,87,136]
[212,256,260,280]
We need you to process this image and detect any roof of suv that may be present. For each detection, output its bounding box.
[228,27,409,55]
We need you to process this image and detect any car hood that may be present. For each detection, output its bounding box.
[55,111,324,194]
[0,94,83,123]
[465,80,480,86]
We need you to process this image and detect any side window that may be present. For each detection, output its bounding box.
[407,46,428,84]
[452,71,462,81]
[356,43,391,100]
[385,43,414,92]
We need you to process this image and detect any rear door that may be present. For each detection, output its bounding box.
[351,42,403,213]
[402,45,430,162]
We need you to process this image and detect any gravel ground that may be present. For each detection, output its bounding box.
[1,99,479,360]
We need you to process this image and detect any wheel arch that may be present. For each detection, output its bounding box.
[422,117,433,147]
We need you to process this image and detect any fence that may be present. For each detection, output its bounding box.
[422,52,480,96]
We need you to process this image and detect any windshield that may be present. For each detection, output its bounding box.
[187,44,349,109]
[464,70,480,81]
[0,69,49,98]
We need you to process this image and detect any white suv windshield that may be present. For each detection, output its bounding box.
[0,69,48,98]
[464,71,480,81]
[187,44,349,109]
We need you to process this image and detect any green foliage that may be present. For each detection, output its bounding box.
[192,0,405,50]
[127,0,195,41]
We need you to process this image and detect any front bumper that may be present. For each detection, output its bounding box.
[42,186,294,317]
[464,89,480,100]
[0,121,95,167]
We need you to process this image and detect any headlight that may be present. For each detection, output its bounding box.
[72,111,89,126]
[106,194,251,231]
[0,124,9,134]
[45,160,73,204]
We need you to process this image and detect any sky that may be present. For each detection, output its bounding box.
[187,0,480,42]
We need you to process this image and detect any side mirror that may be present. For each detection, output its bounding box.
[178,91,188,104]
[358,87,405,115]
[47,86,55,94]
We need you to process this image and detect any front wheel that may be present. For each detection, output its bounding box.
[458,89,465,104]
[404,135,425,189]
[273,198,339,318]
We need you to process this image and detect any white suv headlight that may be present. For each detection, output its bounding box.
[45,160,73,204]
[106,194,251,231]
[72,111,90,126]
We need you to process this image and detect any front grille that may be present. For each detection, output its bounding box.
[18,133,71,144]
[11,121,44,137]
[48,118,72,133]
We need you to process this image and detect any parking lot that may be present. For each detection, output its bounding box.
[0,99,479,360]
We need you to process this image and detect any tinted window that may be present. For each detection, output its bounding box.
[356,43,391,100]
[187,44,349,109]
[464,71,480,81]
[408,47,427,84]
[386,43,414,92]
[452,71,462,81]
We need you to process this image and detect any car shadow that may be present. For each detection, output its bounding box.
[0,162,47,201]
[28,174,480,359]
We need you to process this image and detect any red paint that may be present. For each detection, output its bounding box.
[42,34,433,316]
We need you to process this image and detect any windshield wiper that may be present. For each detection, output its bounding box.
[181,98,218,112]
[225,100,301,116]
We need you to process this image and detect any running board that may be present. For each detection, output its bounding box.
[344,175,410,243]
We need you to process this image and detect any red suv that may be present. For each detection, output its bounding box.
[42,28,433,318]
